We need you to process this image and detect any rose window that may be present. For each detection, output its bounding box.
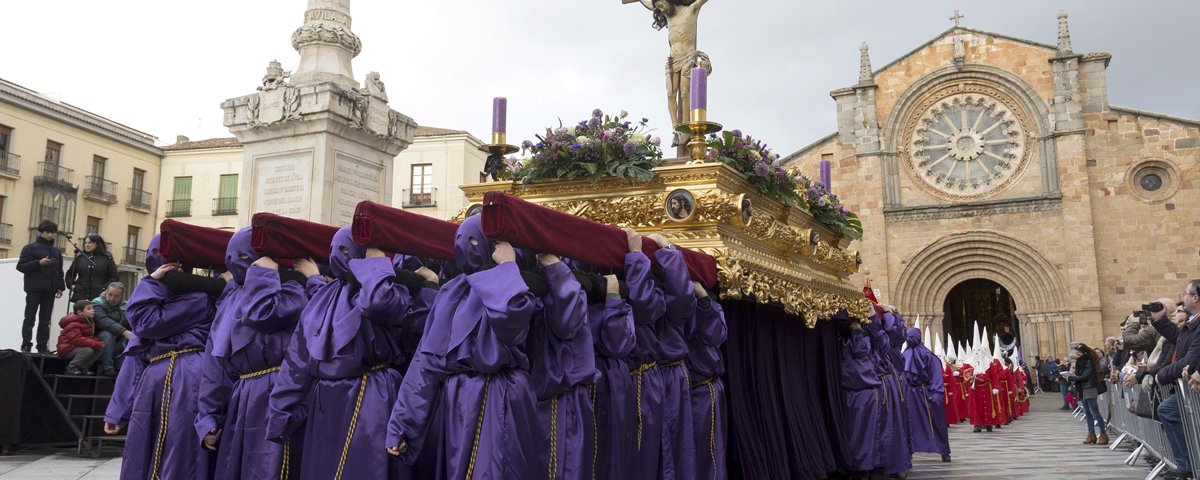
[909,95,1025,198]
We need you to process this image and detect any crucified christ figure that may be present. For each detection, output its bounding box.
[625,0,711,157]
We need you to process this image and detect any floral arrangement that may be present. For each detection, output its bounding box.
[513,109,664,184]
[707,129,863,240]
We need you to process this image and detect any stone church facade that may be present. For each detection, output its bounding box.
[785,12,1199,361]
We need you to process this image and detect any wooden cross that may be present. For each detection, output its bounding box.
[950,9,965,27]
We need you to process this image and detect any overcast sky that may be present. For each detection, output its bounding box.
[3,1,1197,156]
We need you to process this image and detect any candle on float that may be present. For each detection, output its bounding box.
[690,67,708,112]
[491,97,507,145]
[820,160,832,192]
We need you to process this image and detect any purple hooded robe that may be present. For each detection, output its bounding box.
[104,334,146,427]
[585,271,636,480]
[839,325,882,471]
[196,227,307,479]
[386,216,539,479]
[652,248,697,479]
[685,297,727,480]
[521,254,597,479]
[122,234,218,480]
[902,328,950,455]
[266,227,423,480]
[624,251,667,477]
[863,311,912,475]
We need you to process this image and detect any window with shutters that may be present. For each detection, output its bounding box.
[86,216,101,236]
[0,125,16,177]
[168,176,192,217]
[214,174,238,215]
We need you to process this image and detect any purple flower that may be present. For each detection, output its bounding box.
[837,205,848,215]
[620,109,629,118]
[753,162,770,177]
[579,120,588,127]
[588,117,601,128]
[592,108,603,118]
[731,129,743,138]
[641,117,649,124]
[651,137,661,146]
[521,140,534,150]
[570,143,581,150]
[623,141,636,155]
[818,197,827,207]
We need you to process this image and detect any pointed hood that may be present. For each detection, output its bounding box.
[454,216,495,275]
[329,227,364,278]
[224,227,258,286]
[145,234,166,273]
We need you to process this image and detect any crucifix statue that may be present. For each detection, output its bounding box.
[950,9,965,27]
[625,0,711,157]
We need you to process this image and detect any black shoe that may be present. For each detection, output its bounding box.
[995,425,1002,429]
[986,426,993,432]
[65,367,85,376]
[973,426,982,433]
[1162,470,1194,479]
[941,454,952,463]
[36,347,49,355]
[19,346,31,353]
[100,368,117,377]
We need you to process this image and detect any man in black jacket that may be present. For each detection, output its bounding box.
[1153,284,1200,480]
[15,220,65,353]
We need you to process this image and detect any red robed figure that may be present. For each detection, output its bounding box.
[159,219,234,270]
[968,363,1003,427]
[942,363,960,425]
[351,200,457,261]
[250,213,339,265]
[479,191,717,288]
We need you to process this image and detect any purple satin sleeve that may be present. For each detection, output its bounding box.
[243,266,306,332]
[625,252,664,326]
[471,262,537,346]
[127,278,213,340]
[692,299,726,347]
[351,257,412,328]
[655,248,696,326]
[387,353,446,462]
[594,296,635,358]
[103,354,145,425]
[848,330,871,359]
[541,261,587,340]
[195,338,234,441]
[304,275,327,298]
[266,322,313,441]
[926,352,946,396]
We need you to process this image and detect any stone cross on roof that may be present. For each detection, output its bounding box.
[950,9,965,27]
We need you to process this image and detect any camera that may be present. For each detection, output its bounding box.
[1142,302,1165,313]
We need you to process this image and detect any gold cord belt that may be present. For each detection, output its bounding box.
[240,365,281,380]
[465,374,492,480]
[279,438,291,480]
[148,347,203,480]
[548,394,559,480]
[333,364,389,480]
[630,362,656,451]
[588,385,597,480]
[691,376,716,389]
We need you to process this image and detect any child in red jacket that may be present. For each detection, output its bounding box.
[57,300,104,375]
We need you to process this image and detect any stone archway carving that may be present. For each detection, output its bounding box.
[894,230,1066,318]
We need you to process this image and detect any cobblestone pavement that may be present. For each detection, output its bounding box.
[910,392,1159,480]
[0,391,1164,479]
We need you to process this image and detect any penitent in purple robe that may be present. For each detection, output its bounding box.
[654,248,697,480]
[685,297,727,480]
[524,259,597,479]
[839,326,882,472]
[267,227,422,480]
[197,227,307,480]
[902,328,951,455]
[387,216,539,479]
[588,278,636,480]
[625,251,667,477]
[104,334,146,427]
[122,235,218,480]
[867,311,913,475]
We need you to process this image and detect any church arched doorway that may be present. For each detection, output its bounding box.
[942,278,1019,349]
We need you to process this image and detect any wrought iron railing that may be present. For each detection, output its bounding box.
[83,176,118,203]
[0,223,11,246]
[122,247,146,267]
[402,187,437,207]
[212,197,238,216]
[166,199,192,217]
[35,161,74,185]
[0,152,19,177]
[127,188,152,210]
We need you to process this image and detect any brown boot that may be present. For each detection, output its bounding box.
[1097,433,1109,445]
[1083,432,1096,444]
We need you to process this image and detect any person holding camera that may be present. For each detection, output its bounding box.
[1123,311,1161,355]
[1152,282,1200,480]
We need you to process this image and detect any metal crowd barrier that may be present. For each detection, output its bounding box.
[1102,382,1176,480]
[1175,378,1200,480]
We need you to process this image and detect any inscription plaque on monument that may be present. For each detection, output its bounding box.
[255,151,313,218]
[331,152,383,225]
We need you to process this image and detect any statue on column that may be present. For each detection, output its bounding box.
[625,0,711,156]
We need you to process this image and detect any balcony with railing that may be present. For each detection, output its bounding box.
[83,176,119,204]
[127,188,153,211]
[212,197,238,216]
[402,187,437,208]
[0,152,19,178]
[166,199,192,217]
[35,161,74,187]
[122,247,146,267]
[0,223,11,247]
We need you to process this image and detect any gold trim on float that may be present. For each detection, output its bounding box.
[459,162,871,324]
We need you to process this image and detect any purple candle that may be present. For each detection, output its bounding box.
[820,160,832,192]
[690,67,707,111]
[492,97,507,134]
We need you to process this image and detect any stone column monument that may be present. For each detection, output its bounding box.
[222,0,416,226]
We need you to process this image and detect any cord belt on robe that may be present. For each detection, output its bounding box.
[148,347,204,480]
[658,359,691,386]
[881,372,906,405]
[239,365,282,380]
[630,362,656,451]
[588,384,598,480]
[548,394,559,480]
[690,376,719,479]
[465,374,492,480]
[973,379,998,417]
[333,364,389,480]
